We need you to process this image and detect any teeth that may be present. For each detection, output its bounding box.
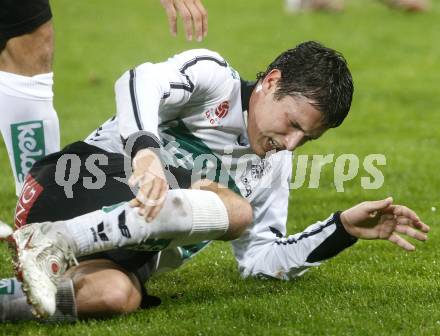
[269,139,274,149]
[269,139,277,150]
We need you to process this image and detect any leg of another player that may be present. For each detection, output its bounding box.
[9,184,253,317]
[0,21,60,195]
[67,259,142,318]
[0,20,53,75]
[0,259,142,322]
[0,277,76,322]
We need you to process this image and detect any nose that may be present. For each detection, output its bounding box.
[284,130,305,151]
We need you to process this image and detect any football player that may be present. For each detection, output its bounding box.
[0,41,429,321]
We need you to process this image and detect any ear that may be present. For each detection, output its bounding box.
[261,69,281,94]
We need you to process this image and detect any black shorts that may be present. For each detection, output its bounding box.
[0,0,52,44]
[15,141,191,308]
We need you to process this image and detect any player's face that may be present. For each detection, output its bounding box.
[247,70,327,157]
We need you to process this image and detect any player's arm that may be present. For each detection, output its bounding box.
[234,162,429,280]
[238,200,429,280]
[114,63,170,221]
[160,0,208,41]
[114,50,231,221]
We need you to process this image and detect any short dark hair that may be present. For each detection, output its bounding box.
[257,41,354,128]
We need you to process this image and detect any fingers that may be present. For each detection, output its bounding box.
[385,214,429,251]
[396,205,430,233]
[129,148,169,221]
[395,224,428,242]
[148,183,169,221]
[381,211,427,233]
[388,233,415,251]
[143,178,168,222]
[135,173,155,210]
[129,169,169,222]
[175,0,194,41]
[414,220,430,233]
[378,214,396,238]
[367,197,393,215]
[129,198,141,208]
[161,0,178,37]
[392,205,420,222]
[184,0,203,41]
[395,216,412,226]
[173,0,207,41]
[395,216,430,233]
[128,172,143,188]
[194,0,208,39]
[389,205,430,233]
[136,174,168,222]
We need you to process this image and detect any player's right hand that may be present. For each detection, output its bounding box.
[160,0,208,42]
[129,149,169,222]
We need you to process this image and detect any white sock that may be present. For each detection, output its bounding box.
[0,71,60,196]
[59,189,229,256]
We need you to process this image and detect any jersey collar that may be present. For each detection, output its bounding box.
[240,79,256,113]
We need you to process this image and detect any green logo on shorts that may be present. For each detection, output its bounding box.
[0,279,15,295]
[11,121,45,183]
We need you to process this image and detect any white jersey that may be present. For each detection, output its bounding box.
[85,49,357,280]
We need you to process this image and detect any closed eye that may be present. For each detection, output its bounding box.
[290,121,304,132]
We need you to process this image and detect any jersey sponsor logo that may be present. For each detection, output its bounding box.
[251,160,272,179]
[204,101,230,126]
[215,101,229,119]
[239,159,273,197]
[11,121,46,183]
[15,175,44,228]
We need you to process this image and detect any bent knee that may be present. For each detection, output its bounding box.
[235,198,253,226]
[100,275,141,314]
[73,264,142,316]
[222,197,253,240]
[102,288,138,314]
[231,198,253,235]
[190,179,253,239]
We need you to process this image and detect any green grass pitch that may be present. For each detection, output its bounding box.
[0,0,439,334]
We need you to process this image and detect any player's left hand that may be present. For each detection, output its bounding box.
[340,197,430,251]
[160,0,208,41]
[129,149,169,222]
